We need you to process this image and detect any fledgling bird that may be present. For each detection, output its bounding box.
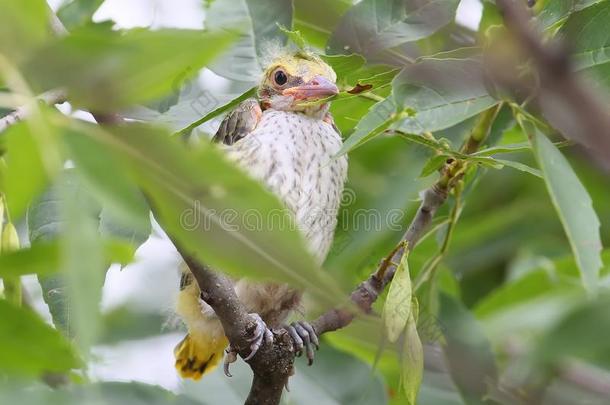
[174,48,348,380]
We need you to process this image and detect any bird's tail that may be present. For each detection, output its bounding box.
[174,332,228,380]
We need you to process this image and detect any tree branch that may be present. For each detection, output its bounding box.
[0,89,66,133]
[495,0,610,168]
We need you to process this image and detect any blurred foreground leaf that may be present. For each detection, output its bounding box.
[57,0,104,30]
[0,300,79,377]
[24,27,238,111]
[0,382,201,405]
[0,0,49,61]
[76,122,346,307]
[4,122,57,220]
[28,171,101,337]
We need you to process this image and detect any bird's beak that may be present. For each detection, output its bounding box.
[282,75,339,100]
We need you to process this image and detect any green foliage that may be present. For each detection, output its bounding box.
[4,122,56,220]
[328,0,459,60]
[1,0,610,404]
[57,0,105,30]
[439,293,497,405]
[0,0,49,61]
[530,124,602,294]
[401,308,423,405]
[0,300,80,376]
[23,27,239,111]
[205,0,292,81]
[393,58,498,134]
[74,122,344,306]
[383,249,413,343]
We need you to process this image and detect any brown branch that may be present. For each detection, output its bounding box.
[495,0,610,168]
[311,184,448,335]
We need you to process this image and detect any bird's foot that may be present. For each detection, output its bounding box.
[286,321,319,366]
[223,347,238,377]
[244,313,274,361]
[223,313,273,377]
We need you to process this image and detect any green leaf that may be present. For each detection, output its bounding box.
[293,0,351,49]
[402,313,423,405]
[175,86,258,136]
[57,0,104,30]
[0,238,132,279]
[28,171,101,337]
[277,24,307,50]
[531,129,603,294]
[0,0,49,61]
[99,307,165,345]
[356,68,401,89]
[338,97,398,155]
[325,137,425,282]
[383,249,412,343]
[292,345,389,405]
[320,54,367,80]
[538,0,605,30]
[206,0,292,81]
[102,238,137,267]
[472,142,532,156]
[393,58,498,134]
[0,382,203,405]
[438,293,498,405]
[24,27,238,111]
[63,126,150,233]
[328,0,459,59]
[61,174,106,352]
[420,155,448,178]
[474,268,582,342]
[531,294,610,371]
[0,300,80,377]
[4,122,55,220]
[493,158,543,178]
[558,1,610,70]
[77,122,345,307]
[0,242,59,278]
[99,206,151,250]
[472,140,570,156]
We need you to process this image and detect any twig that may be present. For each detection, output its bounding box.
[0,89,67,133]
[495,0,610,168]
[311,105,502,337]
[412,183,463,292]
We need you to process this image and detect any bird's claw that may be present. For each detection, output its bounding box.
[224,347,238,377]
[286,321,319,366]
[244,313,274,361]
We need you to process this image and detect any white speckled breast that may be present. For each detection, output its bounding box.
[227,109,348,263]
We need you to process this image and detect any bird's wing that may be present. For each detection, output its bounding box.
[212,98,263,145]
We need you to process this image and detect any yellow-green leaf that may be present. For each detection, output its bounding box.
[402,312,423,405]
[383,250,412,342]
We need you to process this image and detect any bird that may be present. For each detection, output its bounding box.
[173,47,348,380]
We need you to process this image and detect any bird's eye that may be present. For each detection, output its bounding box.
[274,70,288,86]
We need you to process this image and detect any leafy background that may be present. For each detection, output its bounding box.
[1,0,610,404]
